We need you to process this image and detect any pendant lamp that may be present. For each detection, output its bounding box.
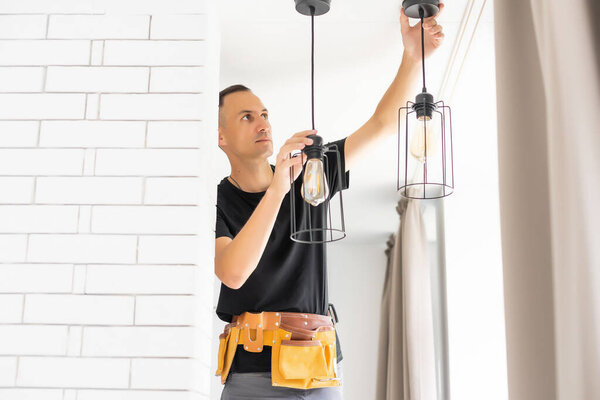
[289,0,346,244]
[398,0,454,199]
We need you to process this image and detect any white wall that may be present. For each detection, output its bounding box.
[327,243,387,400]
[0,1,219,399]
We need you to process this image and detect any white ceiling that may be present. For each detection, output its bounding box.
[216,0,493,245]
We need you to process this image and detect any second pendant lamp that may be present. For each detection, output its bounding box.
[398,0,454,200]
[289,0,346,244]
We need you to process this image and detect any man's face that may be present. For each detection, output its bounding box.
[218,91,273,161]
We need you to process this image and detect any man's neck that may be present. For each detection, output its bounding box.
[228,159,273,193]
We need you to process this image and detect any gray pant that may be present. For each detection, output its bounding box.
[220,361,344,400]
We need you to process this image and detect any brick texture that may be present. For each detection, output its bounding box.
[0,1,218,398]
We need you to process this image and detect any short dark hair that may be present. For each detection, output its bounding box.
[219,84,251,108]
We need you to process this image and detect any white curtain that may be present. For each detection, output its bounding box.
[377,193,436,400]
[495,0,600,399]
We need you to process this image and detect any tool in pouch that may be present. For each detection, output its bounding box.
[216,307,341,389]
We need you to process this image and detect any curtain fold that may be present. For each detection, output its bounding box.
[530,1,600,398]
[376,194,436,400]
[495,0,600,399]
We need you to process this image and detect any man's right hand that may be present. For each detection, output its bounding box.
[268,129,316,198]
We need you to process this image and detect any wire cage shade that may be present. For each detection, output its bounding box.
[289,142,346,244]
[397,99,454,199]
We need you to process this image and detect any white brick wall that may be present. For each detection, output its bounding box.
[0,1,219,399]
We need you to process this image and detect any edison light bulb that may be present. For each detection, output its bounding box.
[300,157,329,206]
[409,116,438,163]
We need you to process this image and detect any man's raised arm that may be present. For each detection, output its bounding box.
[344,4,445,173]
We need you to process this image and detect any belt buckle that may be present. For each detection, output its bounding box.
[241,312,264,353]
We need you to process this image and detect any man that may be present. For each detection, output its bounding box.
[214,5,445,399]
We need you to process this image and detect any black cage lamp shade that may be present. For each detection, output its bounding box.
[289,0,347,244]
[398,0,454,200]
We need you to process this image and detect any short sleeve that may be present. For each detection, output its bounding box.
[215,205,233,239]
[324,136,350,197]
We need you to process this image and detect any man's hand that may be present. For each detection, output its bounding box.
[400,2,445,63]
[268,130,314,198]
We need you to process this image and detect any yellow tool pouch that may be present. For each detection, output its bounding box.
[215,324,240,384]
[279,339,328,379]
[215,311,340,389]
[215,331,229,377]
[271,325,339,389]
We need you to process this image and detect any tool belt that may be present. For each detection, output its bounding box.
[215,306,341,390]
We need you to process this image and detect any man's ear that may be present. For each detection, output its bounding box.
[217,126,226,147]
[217,127,229,154]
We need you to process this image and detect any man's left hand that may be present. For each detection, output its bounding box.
[400,2,445,63]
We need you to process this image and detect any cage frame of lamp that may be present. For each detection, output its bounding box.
[397,97,454,199]
[289,139,347,244]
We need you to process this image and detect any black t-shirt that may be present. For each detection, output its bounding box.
[214,137,350,373]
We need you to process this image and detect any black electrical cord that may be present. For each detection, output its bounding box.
[419,6,427,93]
[310,5,316,130]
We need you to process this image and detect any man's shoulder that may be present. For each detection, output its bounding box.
[325,136,347,147]
[217,176,228,188]
[216,177,233,203]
